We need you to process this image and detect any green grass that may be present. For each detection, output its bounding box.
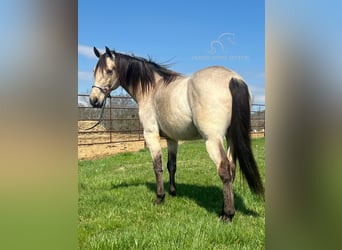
[79,138,265,249]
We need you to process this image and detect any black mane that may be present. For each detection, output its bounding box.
[95,51,181,94]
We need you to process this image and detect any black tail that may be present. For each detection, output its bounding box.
[229,77,264,196]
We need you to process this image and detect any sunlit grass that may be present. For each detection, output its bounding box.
[79,138,265,249]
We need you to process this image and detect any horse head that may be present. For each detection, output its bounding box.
[89,46,120,108]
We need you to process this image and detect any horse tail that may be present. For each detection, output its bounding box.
[229,77,264,196]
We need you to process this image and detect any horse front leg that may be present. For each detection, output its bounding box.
[167,139,178,196]
[145,133,165,204]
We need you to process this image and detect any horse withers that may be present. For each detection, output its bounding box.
[89,46,264,222]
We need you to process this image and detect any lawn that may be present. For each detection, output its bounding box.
[78,138,265,249]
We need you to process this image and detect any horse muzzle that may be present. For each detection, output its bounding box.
[89,95,104,108]
[89,84,111,108]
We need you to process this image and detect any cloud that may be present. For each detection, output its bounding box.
[249,84,265,105]
[78,44,104,59]
[78,95,90,107]
[78,71,93,81]
[253,95,265,104]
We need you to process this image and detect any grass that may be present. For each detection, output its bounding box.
[79,138,265,249]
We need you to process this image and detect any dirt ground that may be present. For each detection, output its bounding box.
[78,121,168,160]
[78,139,169,160]
[78,134,264,160]
[78,121,264,160]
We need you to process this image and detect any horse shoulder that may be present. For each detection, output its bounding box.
[138,97,159,134]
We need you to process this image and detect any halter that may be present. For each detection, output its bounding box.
[83,84,112,131]
[92,84,111,96]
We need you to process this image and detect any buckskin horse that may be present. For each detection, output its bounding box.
[89,47,264,221]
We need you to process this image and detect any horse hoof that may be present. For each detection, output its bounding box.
[220,211,235,222]
[153,194,165,205]
[169,190,176,196]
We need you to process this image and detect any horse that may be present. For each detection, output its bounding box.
[89,46,264,221]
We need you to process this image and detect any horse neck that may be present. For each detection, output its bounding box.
[120,83,141,103]
[121,73,163,104]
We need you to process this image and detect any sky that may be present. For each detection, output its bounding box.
[78,0,265,104]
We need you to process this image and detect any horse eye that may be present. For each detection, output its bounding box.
[106,69,113,74]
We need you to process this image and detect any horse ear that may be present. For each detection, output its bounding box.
[93,47,101,58]
[105,46,113,59]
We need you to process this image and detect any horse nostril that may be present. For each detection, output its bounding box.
[90,96,103,108]
[90,97,98,107]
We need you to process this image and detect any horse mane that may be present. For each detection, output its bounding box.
[95,50,181,95]
[115,52,181,94]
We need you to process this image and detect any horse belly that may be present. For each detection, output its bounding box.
[155,80,201,140]
[159,115,201,140]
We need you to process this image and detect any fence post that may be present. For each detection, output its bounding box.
[109,96,112,143]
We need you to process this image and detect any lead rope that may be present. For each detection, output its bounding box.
[82,84,111,131]
[83,95,109,131]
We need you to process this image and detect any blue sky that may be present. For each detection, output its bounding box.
[78,0,265,104]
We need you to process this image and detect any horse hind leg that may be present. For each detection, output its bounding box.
[205,137,235,221]
[167,139,178,196]
[226,132,236,181]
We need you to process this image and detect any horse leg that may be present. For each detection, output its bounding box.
[167,139,178,196]
[205,137,235,221]
[226,134,236,181]
[144,133,165,204]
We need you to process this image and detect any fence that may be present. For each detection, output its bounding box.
[78,94,265,146]
[250,104,266,135]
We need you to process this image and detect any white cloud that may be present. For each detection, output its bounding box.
[78,71,93,81]
[249,84,265,105]
[78,44,104,59]
[78,95,90,107]
[253,95,265,104]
